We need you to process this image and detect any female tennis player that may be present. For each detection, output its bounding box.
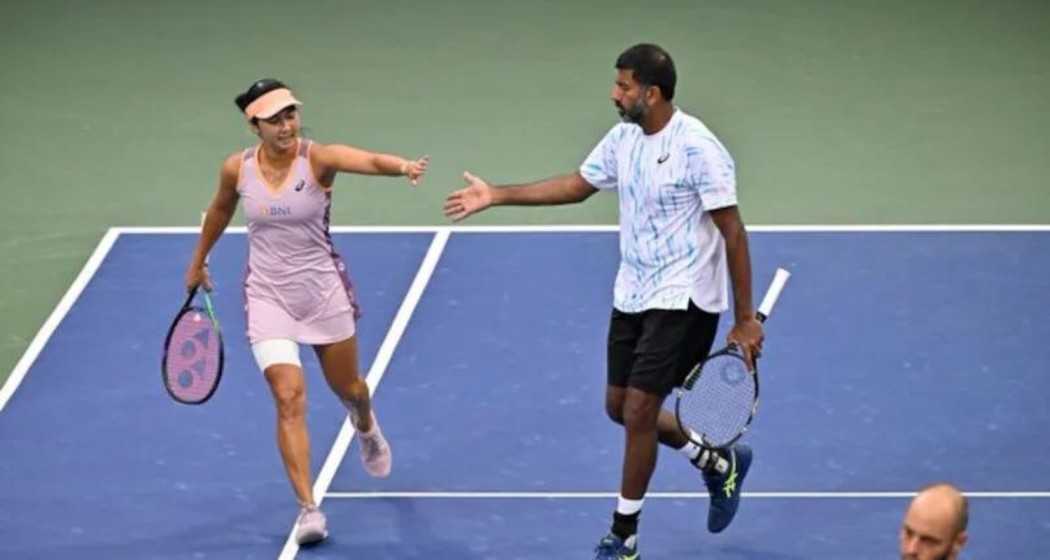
[184,78,428,545]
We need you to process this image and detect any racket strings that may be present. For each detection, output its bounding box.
[164,309,221,402]
[677,354,755,447]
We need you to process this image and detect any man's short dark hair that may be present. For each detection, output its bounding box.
[615,43,676,101]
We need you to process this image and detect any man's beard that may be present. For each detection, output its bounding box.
[616,99,648,124]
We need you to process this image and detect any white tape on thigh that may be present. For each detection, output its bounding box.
[251,338,301,371]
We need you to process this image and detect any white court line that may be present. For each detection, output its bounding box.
[111,224,1050,235]
[325,491,1050,499]
[0,228,120,413]
[2,225,1047,550]
[276,230,451,560]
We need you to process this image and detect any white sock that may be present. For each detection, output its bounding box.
[681,430,729,472]
[616,495,644,516]
[696,449,730,474]
[679,436,703,462]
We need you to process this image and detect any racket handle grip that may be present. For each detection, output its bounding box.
[756,268,791,321]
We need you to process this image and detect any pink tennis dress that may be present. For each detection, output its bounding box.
[238,139,360,345]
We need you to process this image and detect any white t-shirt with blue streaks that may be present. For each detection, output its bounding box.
[580,109,737,314]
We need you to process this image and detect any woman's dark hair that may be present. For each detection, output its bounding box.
[234,78,289,113]
[615,44,676,101]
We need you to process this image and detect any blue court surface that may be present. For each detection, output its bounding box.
[1,226,1048,559]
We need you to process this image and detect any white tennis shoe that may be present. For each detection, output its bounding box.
[295,505,328,545]
[358,411,392,478]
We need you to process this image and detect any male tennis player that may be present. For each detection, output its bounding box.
[444,43,763,558]
[900,483,969,560]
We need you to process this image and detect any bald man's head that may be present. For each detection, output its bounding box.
[900,483,969,560]
[918,483,968,533]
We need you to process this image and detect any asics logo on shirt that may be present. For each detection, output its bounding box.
[657,153,670,164]
[293,180,305,192]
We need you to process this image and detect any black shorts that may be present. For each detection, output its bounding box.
[607,301,720,397]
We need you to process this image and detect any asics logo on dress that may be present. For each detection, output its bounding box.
[293,180,305,192]
[657,153,670,164]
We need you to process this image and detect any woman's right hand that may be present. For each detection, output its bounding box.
[185,262,213,293]
[402,155,430,186]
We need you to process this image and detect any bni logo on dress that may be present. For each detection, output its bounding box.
[262,205,293,217]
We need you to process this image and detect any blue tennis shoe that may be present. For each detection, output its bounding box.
[703,444,753,533]
[594,533,640,559]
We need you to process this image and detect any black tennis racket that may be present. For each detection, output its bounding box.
[674,268,791,448]
[162,285,224,404]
